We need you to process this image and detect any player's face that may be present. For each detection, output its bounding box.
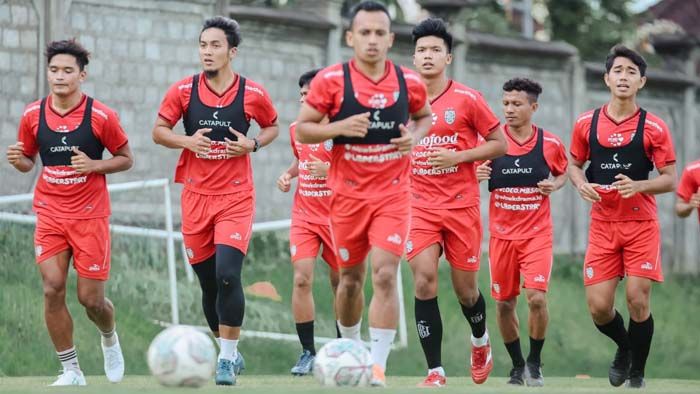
[47,54,85,98]
[604,56,646,99]
[502,90,537,128]
[199,28,236,74]
[299,84,310,104]
[413,36,451,78]
[346,10,394,65]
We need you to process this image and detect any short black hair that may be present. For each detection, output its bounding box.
[349,1,391,29]
[503,78,543,103]
[605,44,647,77]
[45,39,90,71]
[201,16,241,48]
[298,69,320,88]
[412,17,453,53]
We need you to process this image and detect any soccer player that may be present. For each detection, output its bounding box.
[295,1,433,386]
[675,160,700,220]
[152,16,279,386]
[408,18,507,387]
[568,45,676,389]
[276,69,339,376]
[6,39,131,386]
[476,78,568,386]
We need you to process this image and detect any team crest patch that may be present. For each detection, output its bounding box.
[492,283,500,294]
[324,139,333,151]
[35,245,42,257]
[290,245,297,256]
[338,248,350,262]
[405,240,413,253]
[186,248,194,259]
[585,266,594,279]
[444,108,456,125]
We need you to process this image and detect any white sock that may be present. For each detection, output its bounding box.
[218,339,239,362]
[100,327,117,347]
[471,330,489,347]
[338,319,362,341]
[429,366,445,377]
[369,327,396,370]
[57,347,80,372]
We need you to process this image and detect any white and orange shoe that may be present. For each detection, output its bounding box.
[370,364,386,387]
[418,371,446,388]
[470,339,493,384]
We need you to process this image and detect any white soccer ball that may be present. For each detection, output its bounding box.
[147,325,217,387]
[313,338,373,387]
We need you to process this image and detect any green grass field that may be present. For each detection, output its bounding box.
[1,375,699,394]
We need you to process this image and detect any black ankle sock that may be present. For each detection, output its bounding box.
[295,320,315,355]
[415,297,443,369]
[460,291,486,338]
[527,337,545,365]
[505,338,525,368]
[595,310,630,351]
[628,315,654,375]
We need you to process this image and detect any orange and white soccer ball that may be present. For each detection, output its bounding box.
[313,338,373,387]
[147,325,216,387]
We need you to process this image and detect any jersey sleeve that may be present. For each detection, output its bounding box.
[644,118,676,169]
[17,106,39,157]
[543,133,568,176]
[677,166,698,202]
[469,92,500,137]
[402,70,428,114]
[96,107,129,154]
[569,117,590,163]
[289,124,300,159]
[244,82,278,128]
[157,81,187,126]
[304,68,338,116]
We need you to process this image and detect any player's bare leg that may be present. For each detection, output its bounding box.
[335,261,366,333]
[523,288,548,386]
[625,276,653,388]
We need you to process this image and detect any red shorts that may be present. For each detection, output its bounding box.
[181,189,255,264]
[34,214,111,280]
[329,192,409,268]
[488,235,552,301]
[584,219,663,286]
[406,205,482,271]
[290,219,338,271]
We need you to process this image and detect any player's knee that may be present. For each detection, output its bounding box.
[527,292,547,312]
[372,267,396,293]
[293,271,312,291]
[413,274,437,299]
[587,299,614,322]
[78,294,106,313]
[496,299,517,314]
[42,280,66,303]
[626,292,649,318]
[455,287,479,307]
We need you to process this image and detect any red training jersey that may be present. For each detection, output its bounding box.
[677,159,700,224]
[410,80,500,208]
[17,94,128,219]
[489,125,568,239]
[289,122,332,225]
[570,105,676,221]
[304,59,428,199]
[157,72,278,194]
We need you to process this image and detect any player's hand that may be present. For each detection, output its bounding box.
[689,187,700,209]
[187,128,212,155]
[338,112,370,138]
[612,174,641,199]
[277,172,292,192]
[307,154,329,177]
[224,128,255,157]
[71,147,96,174]
[6,142,25,166]
[476,160,492,182]
[390,124,414,155]
[537,179,556,196]
[427,147,460,169]
[577,182,602,203]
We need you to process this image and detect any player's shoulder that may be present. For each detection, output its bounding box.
[317,63,345,81]
[21,99,43,119]
[447,81,483,102]
[241,76,270,99]
[541,128,564,147]
[642,110,669,135]
[167,74,196,94]
[685,159,700,173]
[397,65,422,85]
[574,108,597,129]
[90,97,119,121]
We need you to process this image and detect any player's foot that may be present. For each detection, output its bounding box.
[233,351,245,375]
[625,370,645,389]
[101,332,125,383]
[50,369,87,386]
[524,361,544,387]
[370,364,386,387]
[608,347,631,387]
[215,358,237,386]
[507,365,525,385]
[290,350,315,376]
[417,371,446,387]
[470,340,493,384]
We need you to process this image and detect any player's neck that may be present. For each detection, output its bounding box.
[606,97,638,123]
[352,57,387,82]
[50,91,83,115]
[423,74,449,101]
[508,122,534,143]
[204,67,235,95]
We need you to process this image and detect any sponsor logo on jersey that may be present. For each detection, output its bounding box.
[417,133,458,148]
[534,274,546,283]
[431,112,438,125]
[88,264,100,272]
[230,232,242,240]
[608,133,624,147]
[368,93,387,109]
[387,233,402,245]
[641,261,653,271]
[369,110,396,130]
[467,255,477,264]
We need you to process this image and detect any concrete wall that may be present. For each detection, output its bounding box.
[1,0,698,272]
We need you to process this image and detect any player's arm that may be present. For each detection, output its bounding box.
[277,158,299,193]
[225,121,280,157]
[568,157,601,203]
[390,102,433,154]
[537,173,568,196]
[296,103,369,144]
[611,164,676,199]
[676,189,700,217]
[152,117,212,155]
[71,143,134,174]
[6,142,36,173]
[428,126,507,170]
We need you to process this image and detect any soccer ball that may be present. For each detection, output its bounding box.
[147,325,217,387]
[313,338,373,387]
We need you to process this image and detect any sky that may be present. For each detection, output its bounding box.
[630,0,662,13]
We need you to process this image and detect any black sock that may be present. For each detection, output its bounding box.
[628,315,654,376]
[505,338,525,368]
[594,310,630,351]
[335,321,342,339]
[527,337,545,366]
[295,320,316,355]
[460,291,486,339]
[415,297,443,369]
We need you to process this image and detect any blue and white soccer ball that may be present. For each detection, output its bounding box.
[313,338,373,387]
[147,325,216,387]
